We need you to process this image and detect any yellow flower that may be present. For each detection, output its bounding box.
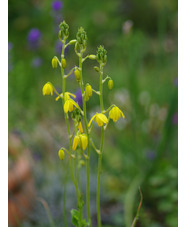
[72,134,88,150]
[88,113,108,127]
[78,122,83,133]
[79,134,88,150]
[42,82,53,96]
[58,149,65,160]
[64,98,80,113]
[72,135,80,150]
[109,106,125,122]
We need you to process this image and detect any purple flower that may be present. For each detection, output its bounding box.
[55,39,69,55]
[8,42,13,71]
[172,112,178,125]
[75,89,83,107]
[27,28,42,49]
[173,78,178,87]
[52,0,63,11]
[146,149,156,161]
[31,57,43,68]
[8,42,13,51]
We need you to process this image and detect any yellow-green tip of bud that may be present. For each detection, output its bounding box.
[85,84,92,99]
[52,57,58,69]
[61,58,67,68]
[58,149,65,160]
[88,55,97,60]
[108,79,113,90]
[74,68,81,82]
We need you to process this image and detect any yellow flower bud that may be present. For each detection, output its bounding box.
[42,82,53,96]
[108,79,113,90]
[79,160,85,167]
[85,84,92,99]
[69,39,76,45]
[61,58,67,68]
[74,68,81,82]
[58,149,65,160]
[88,55,96,60]
[52,57,58,69]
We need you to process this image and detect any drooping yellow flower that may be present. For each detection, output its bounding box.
[79,134,88,150]
[42,82,53,96]
[72,134,88,151]
[58,149,65,160]
[72,135,80,151]
[64,98,80,113]
[109,106,125,122]
[88,113,108,127]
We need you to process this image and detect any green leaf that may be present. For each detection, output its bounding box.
[71,209,80,226]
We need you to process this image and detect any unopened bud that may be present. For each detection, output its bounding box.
[94,66,100,72]
[85,84,92,98]
[74,68,81,82]
[61,58,66,68]
[52,57,58,69]
[108,79,113,90]
[59,21,69,38]
[88,55,96,60]
[96,45,107,64]
[69,39,77,45]
[58,149,65,160]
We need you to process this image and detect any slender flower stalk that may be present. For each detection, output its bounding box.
[77,48,92,227]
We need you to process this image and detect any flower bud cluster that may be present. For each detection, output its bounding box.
[59,20,69,39]
[96,45,107,64]
[76,27,87,49]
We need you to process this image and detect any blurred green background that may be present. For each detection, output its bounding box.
[8,0,178,226]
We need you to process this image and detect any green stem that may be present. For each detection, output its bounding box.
[60,39,79,207]
[78,50,92,227]
[96,63,105,227]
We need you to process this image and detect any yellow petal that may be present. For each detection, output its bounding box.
[80,134,88,150]
[78,122,83,133]
[72,136,80,150]
[69,99,80,110]
[97,113,108,124]
[66,92,76,99]
[88,114,96,127]
[64,100,70,113]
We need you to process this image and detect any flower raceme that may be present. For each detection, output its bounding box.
[109,106,125,122]
[42,82,53,96]
[88,113,108,127]
[72,134,88,150]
